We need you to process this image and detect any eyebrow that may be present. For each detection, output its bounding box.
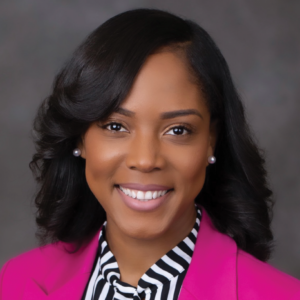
[115,107,135,117]
[160,109,203,120]
[115,107,203,120]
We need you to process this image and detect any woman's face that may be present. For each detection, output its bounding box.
[80,51,216,240]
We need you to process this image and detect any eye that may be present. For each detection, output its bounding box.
[165,125,191,136]
[102,122,127,132]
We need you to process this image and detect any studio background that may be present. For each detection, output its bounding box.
[0,0,299,278]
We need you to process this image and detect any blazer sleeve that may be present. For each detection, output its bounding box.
[290,290,300,300]
[237,250,300,299]
[0,258,28,300]
[0,261,10,300]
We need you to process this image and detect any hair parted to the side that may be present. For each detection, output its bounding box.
[30,8,273,261]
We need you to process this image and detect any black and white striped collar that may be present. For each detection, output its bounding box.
[95,207,201,299]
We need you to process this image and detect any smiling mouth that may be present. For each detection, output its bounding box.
[116,185,173,201]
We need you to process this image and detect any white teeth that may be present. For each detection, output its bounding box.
[136,191,145,200]
[118,186,170,201]
[145,191,152,200]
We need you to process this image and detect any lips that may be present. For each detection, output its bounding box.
[116,184,173,211]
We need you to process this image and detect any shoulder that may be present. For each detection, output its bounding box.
[0,231,100,300]
[0,242,71,299]
[1,241,68,275]
[237,249,300,299]
[2,242,61,270]
[187,207,300,300]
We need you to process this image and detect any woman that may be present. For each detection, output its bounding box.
[0,8,299,300]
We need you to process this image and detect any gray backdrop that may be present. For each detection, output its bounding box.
[1,0,299,278]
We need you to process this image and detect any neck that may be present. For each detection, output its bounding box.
[105,205,197,287]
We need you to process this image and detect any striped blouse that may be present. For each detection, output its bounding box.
[82,207,201,300]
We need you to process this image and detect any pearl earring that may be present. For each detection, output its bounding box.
[73,148,81,157]
[208,155,216,164]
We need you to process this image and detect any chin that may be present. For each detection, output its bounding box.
[119,219,168,240]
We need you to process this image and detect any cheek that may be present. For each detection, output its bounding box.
[84,140,123,196]
[178,151,207,182]
[167,142,209,195]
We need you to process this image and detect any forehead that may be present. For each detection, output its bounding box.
[120,51,208,114]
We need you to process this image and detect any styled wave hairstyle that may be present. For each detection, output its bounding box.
[30,8,273,261]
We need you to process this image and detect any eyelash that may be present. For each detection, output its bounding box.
[101,122,193,136]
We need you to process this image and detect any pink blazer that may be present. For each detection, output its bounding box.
[1,208,300,300]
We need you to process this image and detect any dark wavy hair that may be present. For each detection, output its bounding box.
[30,8,273,261]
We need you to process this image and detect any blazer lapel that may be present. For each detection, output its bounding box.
[179,208,237,300]
[22,229,101,300]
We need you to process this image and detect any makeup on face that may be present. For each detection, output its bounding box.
[81,51,215,242]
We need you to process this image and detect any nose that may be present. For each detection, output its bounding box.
[125,132,164,172]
